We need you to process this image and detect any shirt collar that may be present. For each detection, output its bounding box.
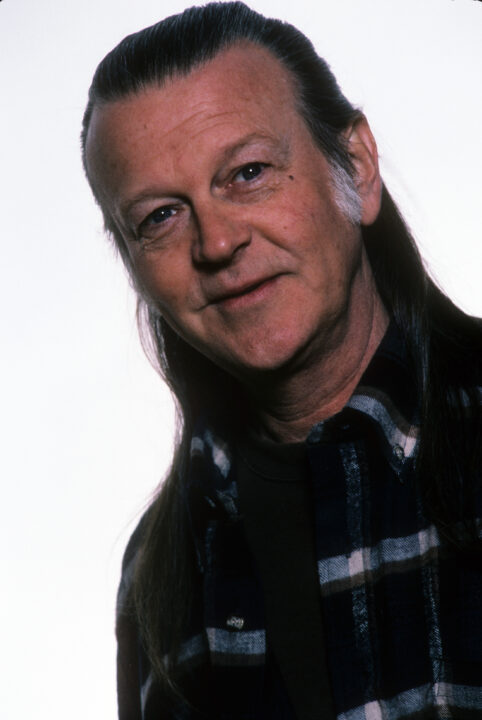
[186,322,420,559]
[307,322,420,470]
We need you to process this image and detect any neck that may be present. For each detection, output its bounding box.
[246,265,389,443]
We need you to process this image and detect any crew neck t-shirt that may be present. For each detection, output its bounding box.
[236,432,336,720]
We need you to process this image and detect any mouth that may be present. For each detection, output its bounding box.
[207,274,282,310]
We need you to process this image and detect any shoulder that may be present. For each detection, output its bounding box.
[116,513,152,720]
[117,510,151,619]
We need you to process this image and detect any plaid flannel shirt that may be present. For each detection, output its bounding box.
[117,325,482,719]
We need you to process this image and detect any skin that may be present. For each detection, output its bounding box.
[86,43,388,442]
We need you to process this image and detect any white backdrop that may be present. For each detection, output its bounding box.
[1,0,481,717]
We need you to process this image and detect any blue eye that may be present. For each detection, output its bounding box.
[235,162,265,182]
[148,206,176,225]
[137,205,178,242]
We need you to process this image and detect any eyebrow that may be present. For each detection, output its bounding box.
[120,191,168,221]
[216,132,291,165]
[119,131,291,218]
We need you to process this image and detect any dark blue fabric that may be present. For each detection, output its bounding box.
[117,324,482,719]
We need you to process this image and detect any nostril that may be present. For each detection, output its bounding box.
[193,211,251,265]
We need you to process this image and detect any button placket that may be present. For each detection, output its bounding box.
[226,615,245,631]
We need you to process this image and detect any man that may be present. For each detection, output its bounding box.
[82,3,481,719]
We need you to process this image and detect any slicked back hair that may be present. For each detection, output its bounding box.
[81,1,481,693]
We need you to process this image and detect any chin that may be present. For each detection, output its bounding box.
[222,332,312,380]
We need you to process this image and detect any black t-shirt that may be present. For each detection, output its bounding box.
[236,431,336,720]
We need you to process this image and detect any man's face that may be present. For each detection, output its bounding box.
[86,44,378,381]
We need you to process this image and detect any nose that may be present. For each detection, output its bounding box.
[192,203,251,266]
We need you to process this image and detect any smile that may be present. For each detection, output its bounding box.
[208,275,282,310]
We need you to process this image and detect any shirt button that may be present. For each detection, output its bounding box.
[226,615,244,631]
[393,444,405,461]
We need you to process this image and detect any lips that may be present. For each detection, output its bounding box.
[206,274,282,308]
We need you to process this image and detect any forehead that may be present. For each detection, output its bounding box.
[85,44,302,189]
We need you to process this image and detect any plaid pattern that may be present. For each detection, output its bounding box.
[117,325,482,719]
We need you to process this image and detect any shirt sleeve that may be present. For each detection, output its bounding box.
[116,517,148,720]
[117,611,143,720]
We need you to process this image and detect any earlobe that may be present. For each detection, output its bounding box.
[345,116,382,226]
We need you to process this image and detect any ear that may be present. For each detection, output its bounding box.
[344,116,382,226]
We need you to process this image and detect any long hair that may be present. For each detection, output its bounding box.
[81,1,481,692]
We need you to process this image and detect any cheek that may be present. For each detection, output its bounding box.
[132,248,193,311]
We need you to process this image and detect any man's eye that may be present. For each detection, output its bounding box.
[233,162,266,183]
[136,205,179,243]
[145,206,176,226]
